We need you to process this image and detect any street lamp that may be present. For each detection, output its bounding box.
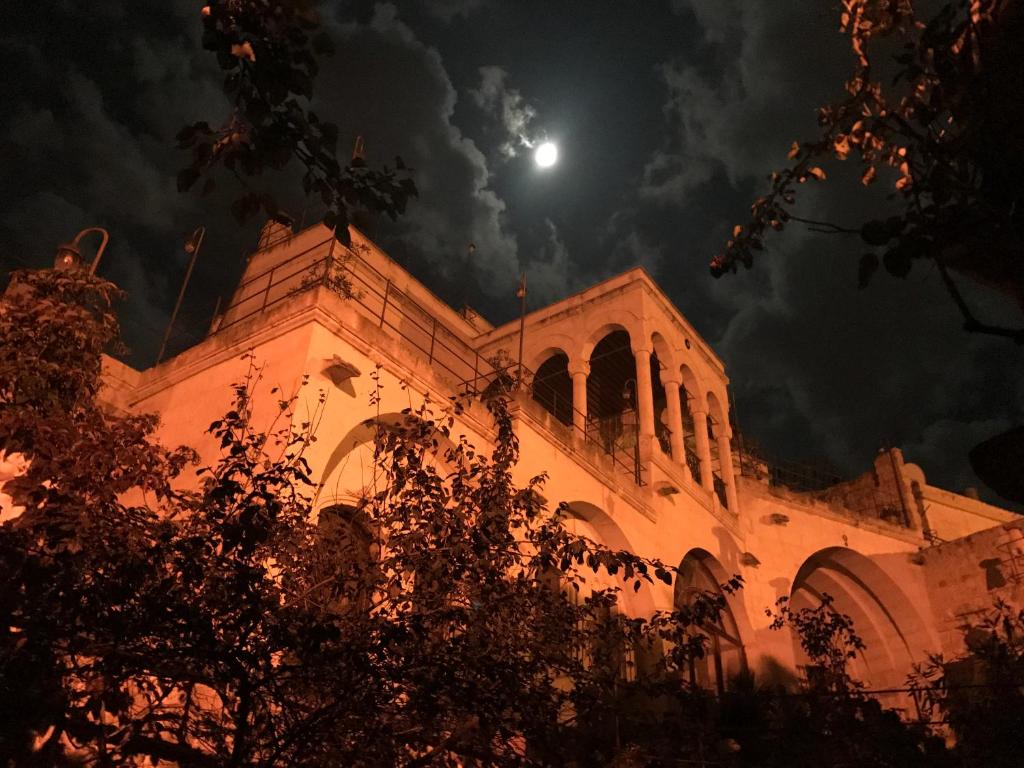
[53,228,110,274]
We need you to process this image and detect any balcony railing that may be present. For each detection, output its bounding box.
[210,236,646,487]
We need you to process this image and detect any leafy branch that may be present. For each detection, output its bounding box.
[713,0,1024,342]
[176,1,417,244]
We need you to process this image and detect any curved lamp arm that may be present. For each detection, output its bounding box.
[70,227,110,275]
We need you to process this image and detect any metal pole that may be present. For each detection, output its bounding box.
[262,266,275,311]
[380,280,391,328]
[157,226,205,364]
[516,272,527,386]
[633,403,642,486]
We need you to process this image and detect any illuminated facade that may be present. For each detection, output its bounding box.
[96,221,1022,706]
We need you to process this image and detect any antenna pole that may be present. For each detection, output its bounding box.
[157,226,205,364]
[517,272,527,385]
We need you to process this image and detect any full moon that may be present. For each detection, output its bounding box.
[534,141,558,168]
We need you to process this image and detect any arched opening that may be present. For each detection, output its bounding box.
[789,548,930,696]
[312,503,377,614]
[317,413,458,506]
[676,549,747,694]
[562,509,639,682]
[531,351,573,426]
[585,330,644,483]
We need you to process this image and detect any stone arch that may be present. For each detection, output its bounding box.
[316,413,456,507]
[676,548,749,693]
[563,500,654,617]
[678,364,703,412]
[584,329,636,451]
[310,501,377,613]
[527,343,572,374]
[650,331,678,375]
[581,321,634,363]
[789,547,931,689]
[648,333,672,453]
[705,391,728,434]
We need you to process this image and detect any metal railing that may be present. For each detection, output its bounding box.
[207,236,647,487]
[214,237,490,386]
[526,374,646,486]
[735,437,844,494]
[735,438,917,528]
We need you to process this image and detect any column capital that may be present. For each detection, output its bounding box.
[660,374,681,388]
[567,360,590,378]
[631,345,653,357]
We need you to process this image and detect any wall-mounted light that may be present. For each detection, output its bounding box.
[323,356,362,397]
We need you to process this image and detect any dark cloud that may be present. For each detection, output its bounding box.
[469,65,539,159]
[0,0,1019,506]
[634,1,1024,504]
[316,4,521,302]
[421,0,488,23]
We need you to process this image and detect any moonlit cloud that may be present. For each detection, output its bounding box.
[1,0,1019,505]
[470,65,539,159]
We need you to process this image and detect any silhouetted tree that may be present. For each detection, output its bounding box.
[910,599,1024,768]
[712,0,1024,503]
[713,0,1023,343]
[177,1,417,244]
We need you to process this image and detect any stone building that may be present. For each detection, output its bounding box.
[94,221,1021,709]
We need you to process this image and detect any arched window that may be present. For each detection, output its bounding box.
[677,552,745,694]
[313,504,376,614]
[587,330,634,451]
[562,513,637,683]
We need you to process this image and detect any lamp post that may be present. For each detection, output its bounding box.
[157,226,206,365]
[54,228,110,274]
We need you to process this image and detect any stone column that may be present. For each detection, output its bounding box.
[568,360,590,439]
[662,378,687,472]
[633,348,656,444]
[718,428,740,513]
[692,408,714,492]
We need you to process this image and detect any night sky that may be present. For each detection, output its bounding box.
[2,1,1022,506]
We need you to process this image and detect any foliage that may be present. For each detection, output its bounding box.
[769,593,865,695]
[909,599,1024,768]
[13,268,1020,765]
[177,1,417,244]
[0,267,738,766]
[0,269,197,763]
[713,0,1024,342]
[730,593,952,768]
